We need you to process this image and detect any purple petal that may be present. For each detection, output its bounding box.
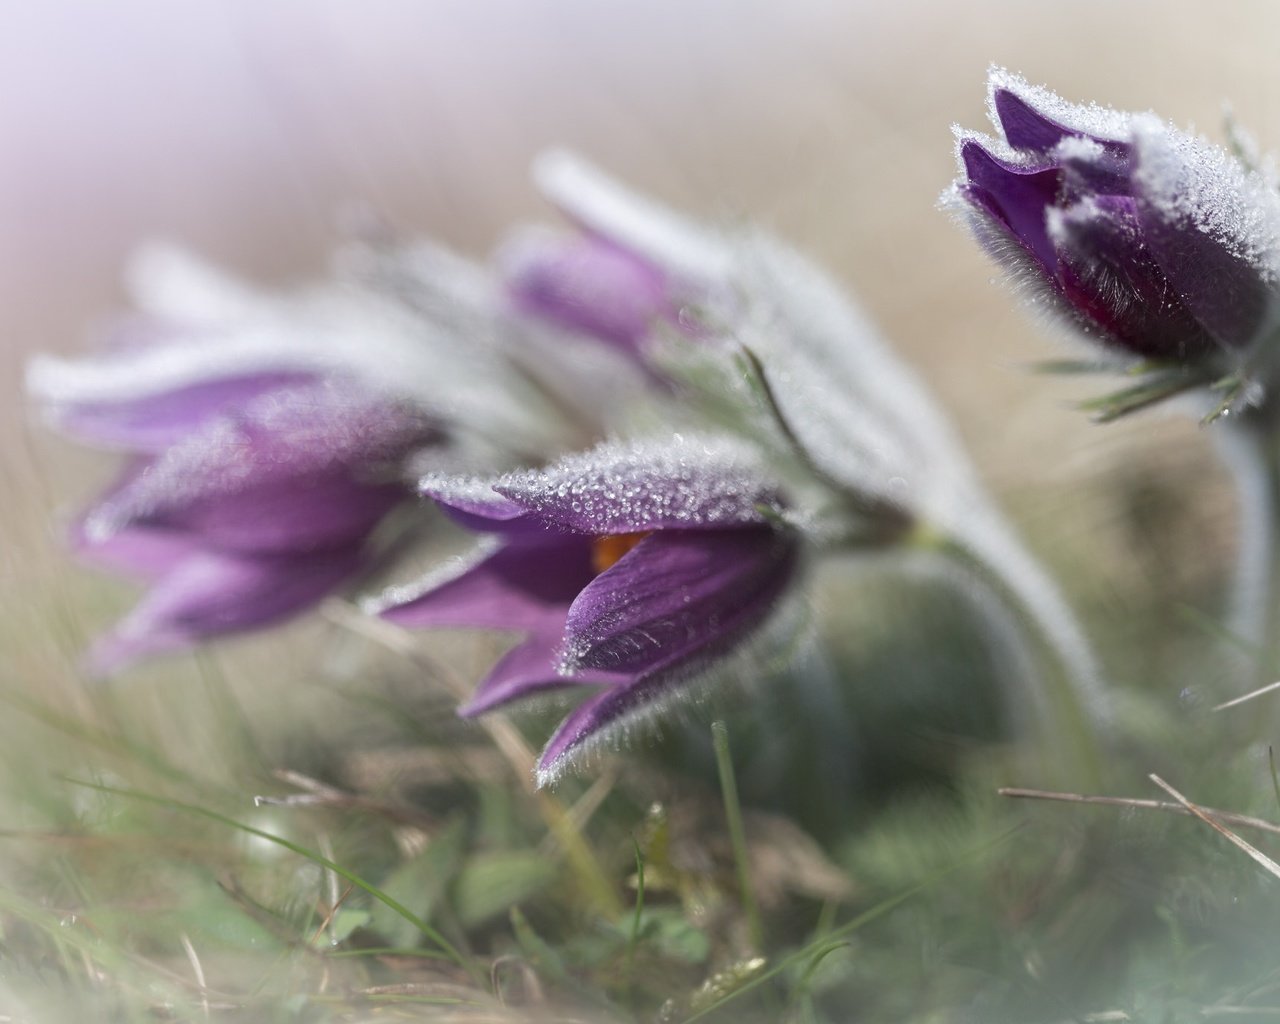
[377,537,596,632]
[536,528,796,784]
[495,438,780,535]
[960,141,1063,274]
[72,519,200,582]
[88,379,435,554]
[457,625,621,717]
[1132,124,1277,350]
[534,679,658,786]
[562,527,798,676]
[993,88,1131,161]
[420,476,555,539]
[499,230,671,352]
[1051,136,1134,198]
[52,371,313,452]
[1051,196,1219,360]
[87,546,368,675]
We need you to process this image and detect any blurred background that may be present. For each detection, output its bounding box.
[4,2,1280,1017]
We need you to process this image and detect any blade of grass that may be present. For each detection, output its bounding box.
[792,940,849,1024]
[712,720,761,953]
[624,839,646,991]
[62,776,476,978]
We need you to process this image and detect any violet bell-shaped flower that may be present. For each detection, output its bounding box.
[59,376,438,675]
[948,68,1280,418]
[368,437,800,786]
[493,151,732,366]
[27,251,450,673]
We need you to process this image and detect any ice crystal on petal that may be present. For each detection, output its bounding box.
[82,379,435,545]
[495,435,779,534]
[1132,117,1280,282]
[985,66,1137,145]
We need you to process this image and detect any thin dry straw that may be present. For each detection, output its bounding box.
[999,781,1280,880]
[1147,773,1280,881]
[1213,679,1280,711]
[998,786,1280,838]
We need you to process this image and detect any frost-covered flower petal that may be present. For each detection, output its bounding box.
[417,475,552,538]
[458,626,624,718]
[31,254,459,672]
[950,67,1280,384]
[1131,119,1280,350]
[493,436,781,535]
[1050,195,1219,360]
[376,438,800,784]
[84,379,438,555]
[46,369,316,453]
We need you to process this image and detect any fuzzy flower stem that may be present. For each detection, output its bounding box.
[1215,418,1280,690]
[927,523,1106,788]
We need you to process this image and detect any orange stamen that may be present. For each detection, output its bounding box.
[591,531,651,574]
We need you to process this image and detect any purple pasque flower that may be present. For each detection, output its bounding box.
[949,68,1280,398]
[68,376,438,674]
[369,438,800,785]
[28,250,443,673]
[492,151,734,363]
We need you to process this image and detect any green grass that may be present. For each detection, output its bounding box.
[7,540,1280,1022]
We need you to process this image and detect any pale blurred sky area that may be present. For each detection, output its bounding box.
[4,0,1278,591]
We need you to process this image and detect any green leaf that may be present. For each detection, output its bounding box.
[1027,358,1120,375]
[367,819,466,949]
[452,850,558,929]
[510,906,572,987]
[1079,369,1209,423]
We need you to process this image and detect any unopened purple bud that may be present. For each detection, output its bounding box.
[950,68,1280,372]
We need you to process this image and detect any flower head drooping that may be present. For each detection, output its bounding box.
[369,437,800,786]
[947,68,1280,420]
[366,149,1105,783]
[74,380,438,672]
[27,248,457,672]
[492,151,733,370]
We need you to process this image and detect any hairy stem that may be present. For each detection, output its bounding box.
[1215,420,1280,689]
[933,514,1106,787]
